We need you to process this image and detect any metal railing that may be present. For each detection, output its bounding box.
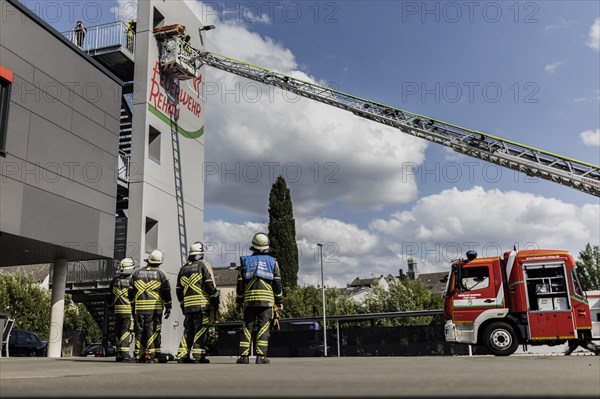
[117,150,131,182]
[49,259,117,285]
[61,21,135,56]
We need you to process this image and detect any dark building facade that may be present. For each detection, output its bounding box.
[0,0,123,356]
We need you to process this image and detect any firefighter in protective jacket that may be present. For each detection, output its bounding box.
[176,241,220,363]
[236,233,283,364]
[109,257,135,362]
[129,249,172,362]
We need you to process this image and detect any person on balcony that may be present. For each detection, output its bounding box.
[74,21,86,47]
[126,20,136,53]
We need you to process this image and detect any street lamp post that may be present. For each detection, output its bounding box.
[316,243,328,357]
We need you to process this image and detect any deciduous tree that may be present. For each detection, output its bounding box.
[576,243,600,291]
[0,272,101,345]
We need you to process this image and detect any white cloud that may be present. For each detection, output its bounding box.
[179,3,600,289]
[180,2,427,216]
[184,0,271,26]
[204,187,599,288]
[204,217,398,288]
[580,129,600,147]
[587,17,600,50]
[544,60,568,73]
[371,187,599,266]
[544,17,575,32]
[110,0,137,20]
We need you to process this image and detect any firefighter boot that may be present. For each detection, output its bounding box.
[236,356,249,364]
[255,356,270,364]
[195,356,210,364]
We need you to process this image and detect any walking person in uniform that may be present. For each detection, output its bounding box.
[109,257,136,362]
[176,242,220,363]
[236,233,283,364]
[129,250,172,363]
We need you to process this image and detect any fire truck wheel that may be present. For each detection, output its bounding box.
[484,322,518,356]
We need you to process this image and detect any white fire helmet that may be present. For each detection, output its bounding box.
[251,232,269,252]
[146,249,164,265]
[119,257,135,275]
[189,241,205,256]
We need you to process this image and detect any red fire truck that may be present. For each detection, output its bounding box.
[444,249,599,356]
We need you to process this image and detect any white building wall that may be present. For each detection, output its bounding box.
[127,0,207,352]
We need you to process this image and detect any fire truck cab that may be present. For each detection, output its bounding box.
[444,249,598,356]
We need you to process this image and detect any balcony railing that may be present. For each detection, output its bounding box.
[61,21,135,57]
[49,259,117,287]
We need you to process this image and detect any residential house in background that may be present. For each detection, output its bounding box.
[416,272,449,295]
[341,257,449,304]
[212,264,239,312]
[342,275,398,303]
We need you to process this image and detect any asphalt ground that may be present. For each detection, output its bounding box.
[0,355,599,398]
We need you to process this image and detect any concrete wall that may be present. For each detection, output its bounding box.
[0,0,122,263]
[126,0,207,351]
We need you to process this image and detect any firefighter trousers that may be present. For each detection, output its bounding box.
[239,306,273,357]
[177,309,210,360]
[134,312,162,360]
[114,314,133,360]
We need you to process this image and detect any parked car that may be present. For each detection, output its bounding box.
[8,329,48,357]
[80,343,115,357]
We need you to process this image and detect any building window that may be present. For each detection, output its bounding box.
[148,125,161,163]
[0,66,13,156]
[145,217,159,253]
[153,7,165,29]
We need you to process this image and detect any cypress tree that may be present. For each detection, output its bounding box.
[268,176,299,289]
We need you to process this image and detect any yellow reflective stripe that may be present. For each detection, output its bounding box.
[257,322,270,338]
[181,274,203,295]
[135,299,163,310]
[177,336,188,360]
[244,294,274,301]
[183,296,210,307]
[194,324,208,344]
[247,288,273,294]
[134,280,161,301]
[113,287,130,306]
[242,325,251,341]
[115,305,132,313]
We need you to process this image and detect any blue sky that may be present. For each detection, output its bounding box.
[20,0,600,286]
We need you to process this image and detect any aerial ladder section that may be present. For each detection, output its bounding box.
[153,25,600,197]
